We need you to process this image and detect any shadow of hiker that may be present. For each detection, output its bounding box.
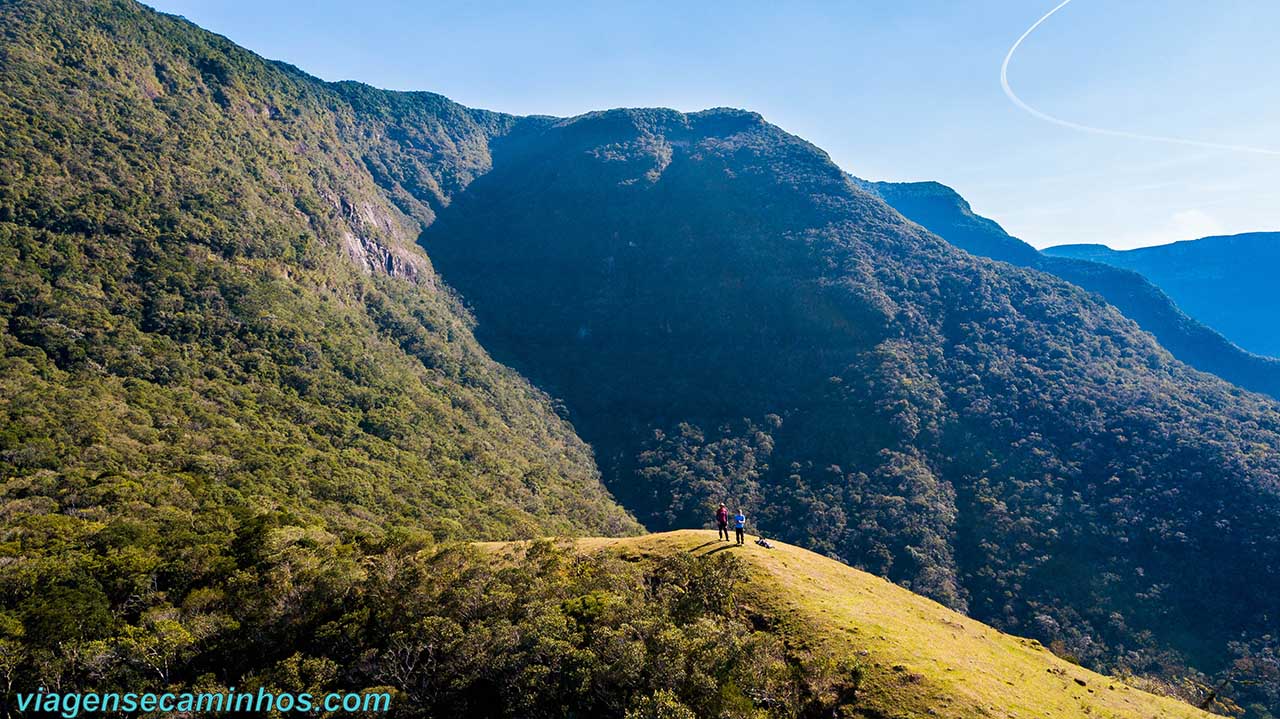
[701,544,738,557]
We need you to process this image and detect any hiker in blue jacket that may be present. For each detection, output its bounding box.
[734,509,746,545]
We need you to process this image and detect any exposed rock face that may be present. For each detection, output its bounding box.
[341,230,423,279]
[328,192,431,280]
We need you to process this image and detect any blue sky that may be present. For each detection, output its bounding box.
[147,0,1280,249]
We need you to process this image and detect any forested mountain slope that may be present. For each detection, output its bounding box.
[0,0,637,698]
[421,107,1280,713]
[1047,232,1280,359]
[0,0,639,536]
[860,179,1280,400]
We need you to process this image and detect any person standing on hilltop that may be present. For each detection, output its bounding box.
[716,503,730,541]
[734,509,746,545]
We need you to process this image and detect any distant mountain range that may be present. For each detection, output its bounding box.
[1046,233,1280,358]
[859,180,1280,401]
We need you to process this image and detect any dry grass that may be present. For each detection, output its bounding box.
[484,530,1217,719]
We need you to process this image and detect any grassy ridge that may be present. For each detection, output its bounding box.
[559,531,1214,719]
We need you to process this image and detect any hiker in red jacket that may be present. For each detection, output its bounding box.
[716,503,730,541]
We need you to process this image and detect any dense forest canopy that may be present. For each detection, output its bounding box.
[0,0,637,709]
[860,179,1280,401]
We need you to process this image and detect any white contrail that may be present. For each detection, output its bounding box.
[1000,0,1280,156]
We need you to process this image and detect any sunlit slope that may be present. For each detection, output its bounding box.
[538,530,1214,719]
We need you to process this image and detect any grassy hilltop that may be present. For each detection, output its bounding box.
[485,531,1214,719]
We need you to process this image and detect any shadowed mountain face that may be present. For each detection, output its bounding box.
[862,180,1280,400]
[421,109,1280,703]
[852,180,1043,267]
[1046,233,1280,358]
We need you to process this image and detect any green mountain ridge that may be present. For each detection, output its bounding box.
[1,0,1279,716]
[858,179,1280,400]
